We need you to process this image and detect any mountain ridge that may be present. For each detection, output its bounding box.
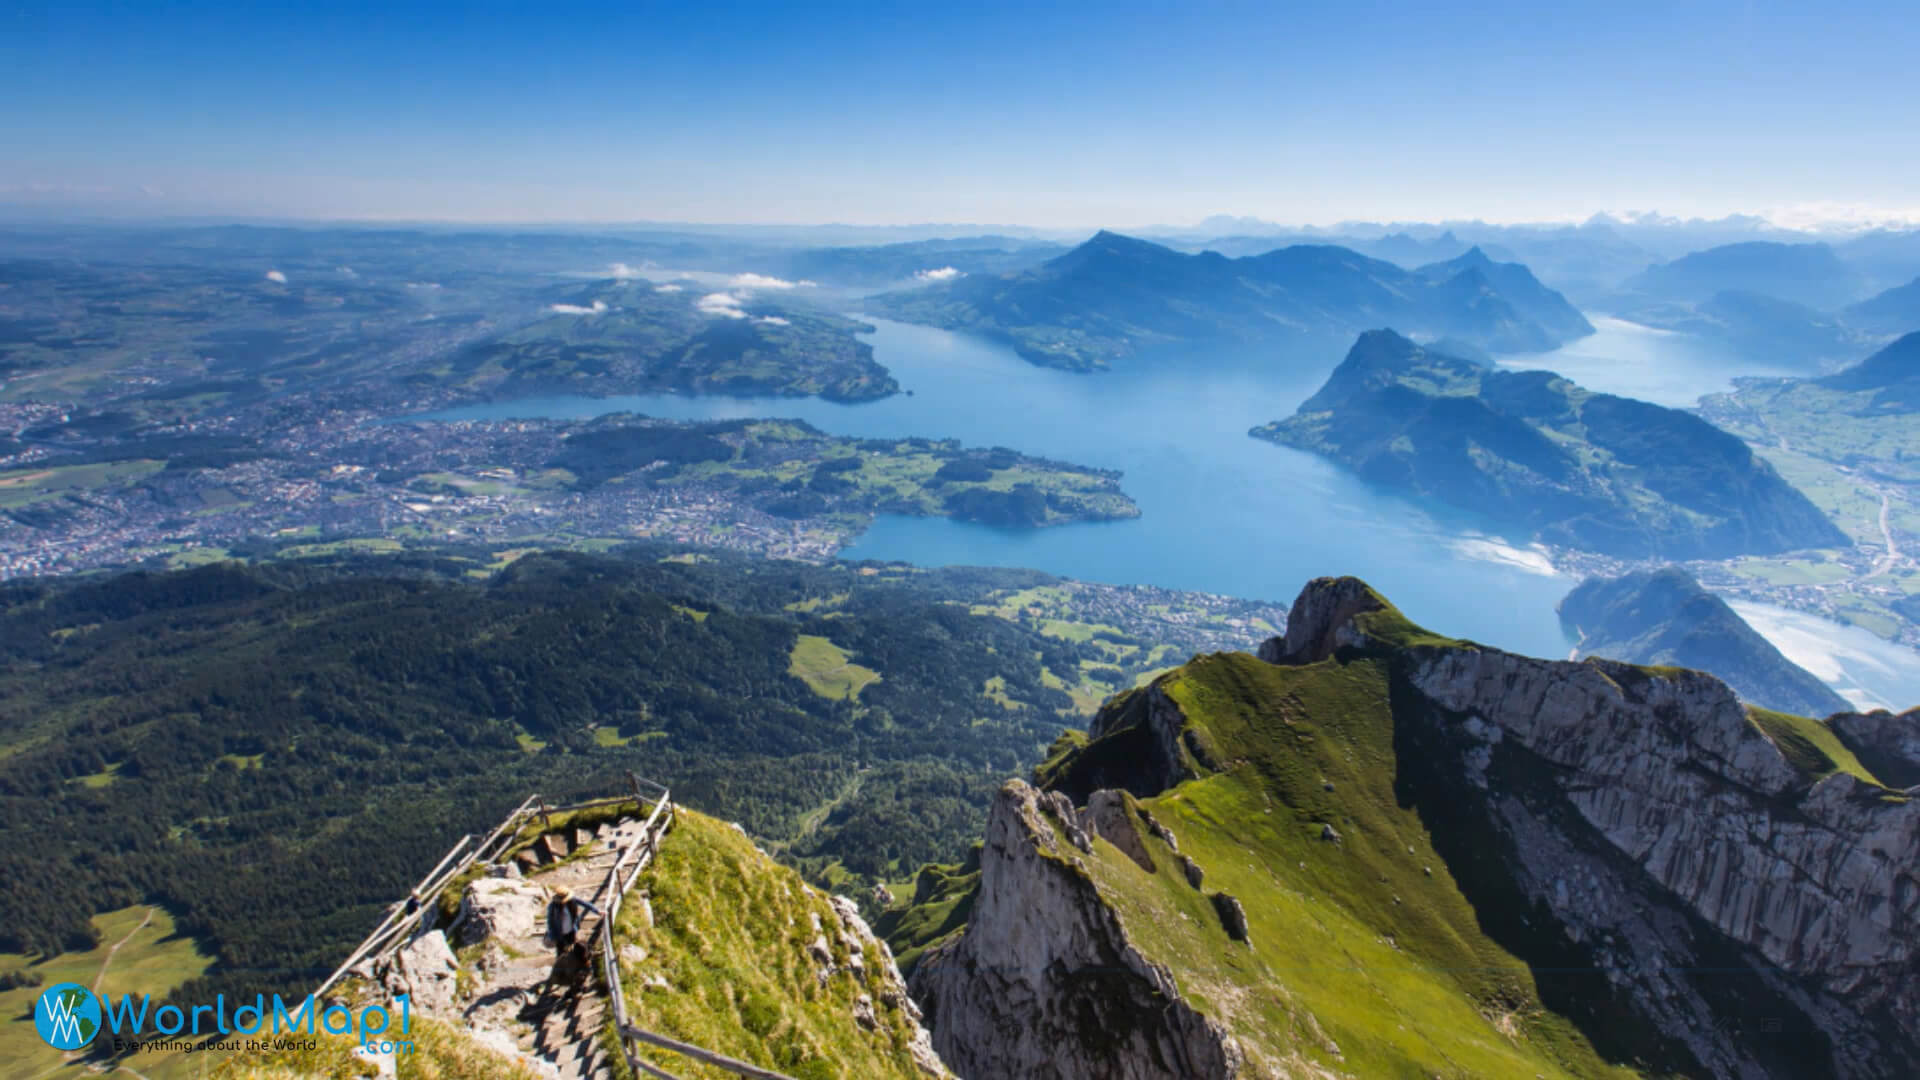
[893,576,1919,1079]
[867,230,1593,370]
[1253,330,1851,558]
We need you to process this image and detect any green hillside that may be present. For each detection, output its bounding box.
[1029,650,1643,1078]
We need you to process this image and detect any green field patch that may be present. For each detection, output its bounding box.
[0,905,213,1080]
[280,536,405,558]
[788,634,881,700]
[783,592,851,613]
[73,760,124,788]
[671,604,711,622]
[0,459,164,508]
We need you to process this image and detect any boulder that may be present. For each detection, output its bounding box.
[387,930,461,1015]
[1211,892,1250,945]
[1179,855,1204,890]
[455,877,547,947]
[1077,789,1156,872]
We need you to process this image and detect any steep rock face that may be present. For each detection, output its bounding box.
[1277,577,1920,1079]
[909,780,1243,1080]
[1831,709,1920,788]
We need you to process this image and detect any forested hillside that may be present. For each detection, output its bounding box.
[0,547,1212,1008]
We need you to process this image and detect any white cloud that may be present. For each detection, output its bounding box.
[1760,201,1920,233]
[727,273,809,291]
[337,266,358,278]
[405,281,442,290]
[655,283,683,293]
[915,266,963,282]
[265,269,287,284]
[697,292,748,318]
[608,262,649,279]
[548,300,610,315]
[756,315,791,326]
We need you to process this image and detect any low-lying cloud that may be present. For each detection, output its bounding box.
[756,315,790,326]
[698,292,748,318]
[608,262,648,279]
[548,299,609,315]
[265,269,288,284]
[915,266,962,282]
[655,283,683,293]
[728,273,811,291]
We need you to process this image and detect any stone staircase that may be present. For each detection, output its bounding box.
[377,812,665,1080]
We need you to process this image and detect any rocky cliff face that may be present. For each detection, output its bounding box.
[909,780,1242,1080]
[1286,577,1920,1079]
[1832,708,1920,788]
[905,576,1918,1080]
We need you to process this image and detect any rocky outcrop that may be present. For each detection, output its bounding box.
[1832,708,1920,789]
[1256,575,1383,665]
[1076,789,1155,873]
[379,929,462,1016]
[1046,680,1217,803]
[1268,575,1920,1079]
[911,780,1243,1080]
[452,877,547,947]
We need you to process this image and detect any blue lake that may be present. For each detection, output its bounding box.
[424,317,1920,707]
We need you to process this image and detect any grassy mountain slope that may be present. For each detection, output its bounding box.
[1024,651,1643,1078]
[611,808,939,1079]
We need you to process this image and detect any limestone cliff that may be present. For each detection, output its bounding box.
[1278,576,1920,1079]
[909,780,1243,1080]
[898,575,1919,1080]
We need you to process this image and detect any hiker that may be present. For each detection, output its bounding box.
[545,886,601,958]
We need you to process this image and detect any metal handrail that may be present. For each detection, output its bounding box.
[621,1025,799,1080]
[314,788,640,1000]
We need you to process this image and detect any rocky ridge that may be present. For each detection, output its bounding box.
[1276,577,1920,1078]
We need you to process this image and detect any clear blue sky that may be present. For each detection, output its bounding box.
[4,1,1916,227]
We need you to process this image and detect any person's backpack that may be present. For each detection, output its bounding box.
[548,899,577,939]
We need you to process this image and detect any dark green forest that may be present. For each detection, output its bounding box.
[0,547,1105,1005]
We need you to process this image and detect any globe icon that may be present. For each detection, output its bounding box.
[35,982,102,1050]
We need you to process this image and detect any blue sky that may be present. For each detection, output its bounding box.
[3,1,1917,227]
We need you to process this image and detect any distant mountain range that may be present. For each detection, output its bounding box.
[866,231,1594,371]
[1252,330,1850,559]
[1621,241,1869,310]
[1559,568,1852,717]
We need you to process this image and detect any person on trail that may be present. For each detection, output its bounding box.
[545,886,601,957]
